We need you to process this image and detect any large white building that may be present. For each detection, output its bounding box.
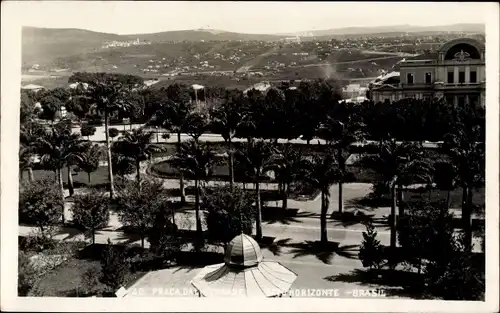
[368,38,485,107]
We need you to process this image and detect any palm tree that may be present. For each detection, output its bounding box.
[74,77,133,199]
[239,89,262,144]
[77,143,103,184]
[37,121,84,222]
[433,161,457,207]
[269,143,303,211]
[236,140,274,241]
[209,90,246,189]
[262,88,286,144]
[170,140,216,237]
[362,139,432,249]
[184,111,209,145]
[19,120,44,182]
[365,139,432,212]
[443,103,485,251]
[317,111,364,213]
[115,127,164,181]
[151,85,194,204]
[299,151,341,245]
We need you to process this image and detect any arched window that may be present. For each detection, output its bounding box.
[444,43,481,61]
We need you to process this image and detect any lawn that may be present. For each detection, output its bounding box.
[29,166,110,189]
[149,157,272,183]
[406,187,485,209]
[27,243,148,297]
[29,258,147,297]
[163,185,320,201]
[348,186,485,211]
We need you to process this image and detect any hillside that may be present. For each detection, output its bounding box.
[22,27,132,65]
[23,24,485,66]
[22,27,286,66]
[133,29,285,42]
[285,23,485,37]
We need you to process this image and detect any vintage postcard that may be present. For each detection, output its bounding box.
[1,1,499,312]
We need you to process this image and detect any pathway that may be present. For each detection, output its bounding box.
[71,124,442,149]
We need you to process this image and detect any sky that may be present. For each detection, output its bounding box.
[5,1,493,35]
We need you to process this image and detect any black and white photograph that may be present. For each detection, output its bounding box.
[1,1,499,312]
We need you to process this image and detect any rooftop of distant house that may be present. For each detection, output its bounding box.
[21,84,45,90]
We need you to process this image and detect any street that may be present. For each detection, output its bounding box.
[71,124,441,148]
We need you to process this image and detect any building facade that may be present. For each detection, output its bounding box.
[368,38,485,107]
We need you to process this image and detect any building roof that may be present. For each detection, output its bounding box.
[144,80,160,87]
[192,84,205,90]
[404,52,438,61]
[243,82,271,94]
[343,83,361,91]
[224,234,263,267]
[190,233,297,297]
[371,71,400,85]
[68,82,89,89]
[191,261,297,297]
[21,84,45,90]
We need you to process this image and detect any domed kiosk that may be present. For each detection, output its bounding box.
[190,234,297,297]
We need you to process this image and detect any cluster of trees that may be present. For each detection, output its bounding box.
[23,73,485,143]
[359,200,484,300]
[68,72,144,86]
[20,72,484,250]
[19,72,485,299]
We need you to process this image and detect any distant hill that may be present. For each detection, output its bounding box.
[22,24,485,66]
[284,23,485,37]
[22,27,284,65]
[22,27,133,65]
[133,29,285,42]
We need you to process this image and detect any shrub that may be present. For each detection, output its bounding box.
[116,178,170,248]
[359,222,384,270]
[81,267,106,297]
[147,201,182,259]
[19,178,63,234]
[203,186,255,245]
[19,229,57,253]
[111,147,135,177]
[71,191,110,244]
[433,161,455,191]
[424,235,485,300]
[371,181,390,198]
[108,128,120,139]
[87,115,103,126]
[398,200,455,275]
[81,124,96,139]
[100,239,128,290]
[18,251,38,296]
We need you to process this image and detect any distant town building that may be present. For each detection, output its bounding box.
[243,81,271,95]
[68,82,89,90]
[102,38,150,49]
[342,84,368,101]
[144,80,160,87]
[368,38,485,107]
[21,84,45,92]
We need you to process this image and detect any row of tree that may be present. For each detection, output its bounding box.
[21,73,485,143]
[19,176,254,252]
[20,72,484,252]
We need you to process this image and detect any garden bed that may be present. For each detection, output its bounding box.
[27,257,147,297]
[30,166,110,188]
[149,158,272,183]
[162,186,320,202]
